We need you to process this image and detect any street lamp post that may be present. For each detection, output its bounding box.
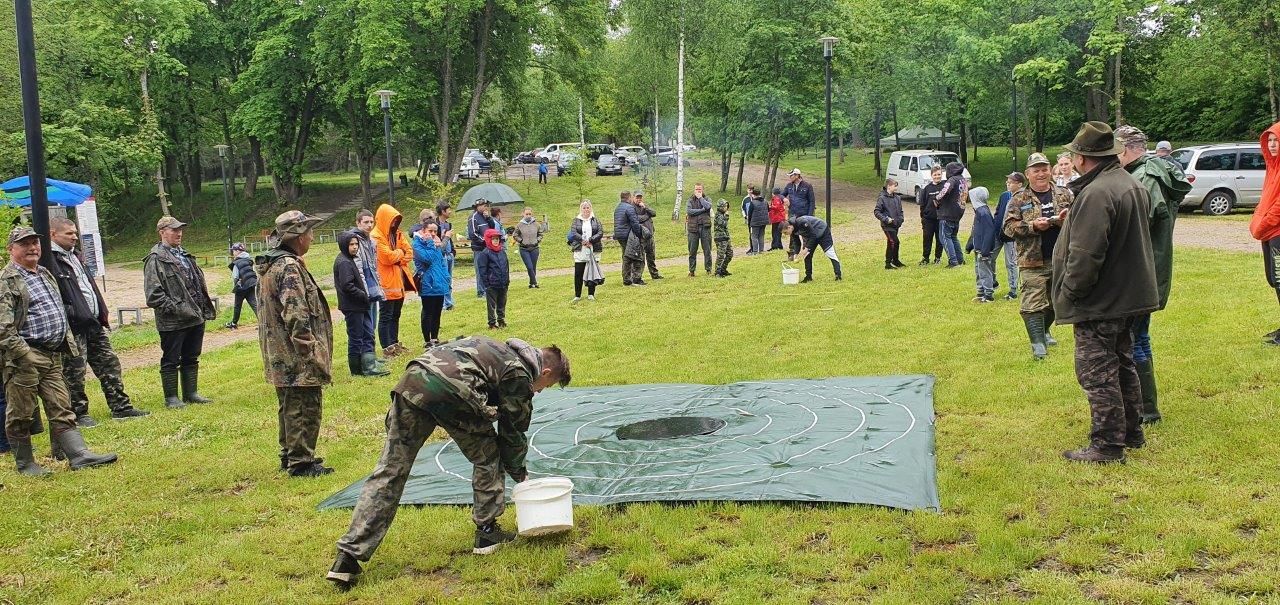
[214,144,233,251]
[1010,69,1019,173]
[376,89,396,204]
[821,36,838,226]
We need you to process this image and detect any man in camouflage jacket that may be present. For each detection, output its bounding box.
[255,211,333,477]
[1003,152,1074,360]
[328,336,571,590]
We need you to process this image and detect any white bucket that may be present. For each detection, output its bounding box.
[782,264,800,285]
[512,477,575,536]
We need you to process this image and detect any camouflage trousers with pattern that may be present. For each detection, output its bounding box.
[1073,317,1143,450]
[1019,267,1052,314]
[277,386,323,471]
[337,367,505,561]
[5,348,77,442]
[715,239,733,275]
[62,325,134,417]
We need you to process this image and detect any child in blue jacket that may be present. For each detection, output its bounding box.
[964,187,999,302]
[412,221,451,347]
[475,228,511,329]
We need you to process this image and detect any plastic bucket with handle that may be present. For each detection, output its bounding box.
[512,477,575,536]
[782,264,800,285]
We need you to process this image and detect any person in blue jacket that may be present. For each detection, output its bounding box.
[412,221,451,348]
[475,228,511,329]
[994,173,1024,300]
[964,187,1000,302]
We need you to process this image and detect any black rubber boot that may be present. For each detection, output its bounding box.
[1021,313,1048,360]
[348,353,363,377]
[54,429,118,470]
[12,439,50,477]
[362,353,390,377]
[327,550,363,591]
[1136,359,1161,424]
[180,365,212,404]
[161,369,185,409]
[1043,307,1058,346]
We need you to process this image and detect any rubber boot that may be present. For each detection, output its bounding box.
[832,259,843,281]
[362,353,390,377]
[53,429,118,470]
[162,370,185,409]
[180,365,212,404]
[1043,307,1058,346]
[1136,359,1161,424]
[348,353,363,377]
[1021,313,1048,360]
[12,439,49,476]
[372,356,389,374]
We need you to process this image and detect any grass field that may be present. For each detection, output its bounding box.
[4,237,1280,604]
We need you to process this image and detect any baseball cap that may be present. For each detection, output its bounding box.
[1156,140,1172,151]
[633,191,644,197]
[272,210,323,240]
[156,216,187,231]
[1025,152,1051,169]
[7,226,38,246]
[787,168,802,176]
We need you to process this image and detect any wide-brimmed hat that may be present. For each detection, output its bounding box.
[1064,121,1125,157]
[272,210,322,240]
[7,226,38,246]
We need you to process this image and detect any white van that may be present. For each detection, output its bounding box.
[535,143,580,163]
[886,150,971,201]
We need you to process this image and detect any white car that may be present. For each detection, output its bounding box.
[885,150,971,201]
[535,142,580,163]
[615,146,648,164]
[459,155,481,180]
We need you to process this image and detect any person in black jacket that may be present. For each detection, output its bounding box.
[917,166,945,265]
[745,186,770,255]
[782,169,816,258]
[686,184,713,277]
[475,229,511,328]
[467,200,496,298]
[932,161,968,267]
[49,217,149,424]
[784,215,842,282]
[874,179,906,270]
[613,191,646,286]
[335,230,387,377]
[226,242,258,330]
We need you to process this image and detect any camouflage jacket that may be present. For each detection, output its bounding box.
[143,243,215,332]
[1002,185,1074,269]
[713,211,730,242]
[254,247,332,387]
[396,336,542,478]
[0,262,79,365]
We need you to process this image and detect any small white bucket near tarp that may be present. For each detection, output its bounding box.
[782,264,800,285]
[512,476,575,536]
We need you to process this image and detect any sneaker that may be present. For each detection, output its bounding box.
[1140,412,1162,425]
[529,284,535,289]
[224,322,237,330]
[1124,435,1146,449]
[289,461,335,477]
[444,304,455,311]
[473,522,516,555]
[1265,333,1280,346]
[983,295,995,303]
[111,408,151,419]
[918,259,930,266]
[892,261,906,268]
[588,295,596,301]
[1005,292,1018,300]
[498,321,507,329]
[688,271,696,277]
[885,263,897,270]
[933,258,942,265]
[946,262,961,269]
[651,275,664,280]
[633,280,647,286]
[800,276,813,283]
[972,296,986,303]
[1264,327,1280,341]
[571,297,581,304]
[622,281,633,286]
[326,550,363,591]
[533,283,540,288]
[721,272,731,277]
[1062,446,1125,464]
[75,415,98,428]
[489,324,498,330]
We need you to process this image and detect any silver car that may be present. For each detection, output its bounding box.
[1170,143,1266,215]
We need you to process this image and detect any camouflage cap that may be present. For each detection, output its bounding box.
[7,225,38,246]
[272,210,323,240]
[156,216,187,231]
[1025,152,1051,169]
[717,199,729,210]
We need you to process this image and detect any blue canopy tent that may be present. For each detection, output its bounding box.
[0,176,93,207]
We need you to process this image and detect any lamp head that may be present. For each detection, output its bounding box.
[213,144,229,158]
[821,36,838,58]
[375,89,396,109]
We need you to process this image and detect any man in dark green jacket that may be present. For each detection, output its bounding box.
[1116,125,1192,425]
[1052,122,1159,464]
[143,216,216,409]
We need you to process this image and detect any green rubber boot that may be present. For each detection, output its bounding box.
[1136,358,1161,424]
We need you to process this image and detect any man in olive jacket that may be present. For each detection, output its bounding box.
[1052,122,1159,464]
[256,211,334,477]
[143,216,216,409]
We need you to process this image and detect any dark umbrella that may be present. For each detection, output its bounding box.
[458,182,524,211]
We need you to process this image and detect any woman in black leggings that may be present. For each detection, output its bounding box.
[569,200,603,302]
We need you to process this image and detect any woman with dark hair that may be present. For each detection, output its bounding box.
[226,242,258,329]
[568,200,604,303]
[334,231,387,377]
[412,219,450,348]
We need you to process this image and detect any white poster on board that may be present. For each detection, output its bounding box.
[76,197,107,278]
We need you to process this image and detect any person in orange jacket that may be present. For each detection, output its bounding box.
[1249,122,1280,345]
[372,204,416,356]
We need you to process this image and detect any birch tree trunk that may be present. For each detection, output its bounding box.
[673,29,685,222]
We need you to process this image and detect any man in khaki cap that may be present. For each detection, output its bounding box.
[1002,152,1073,360]
[143,216,216,409]
[256,210,334,477]
[1053,121,1158,464]
[1,226,118,476]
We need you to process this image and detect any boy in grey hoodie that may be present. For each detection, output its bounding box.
[964,187,999,302]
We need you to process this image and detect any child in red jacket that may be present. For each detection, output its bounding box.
[768,187,787,251]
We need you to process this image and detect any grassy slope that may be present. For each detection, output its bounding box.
[3,240,1280,604]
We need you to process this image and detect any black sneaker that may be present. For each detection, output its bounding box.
[473,522,516,555]
[111,408,151,419]
[651,275,664,280]
[633,280,647,286]
[800,276,813,283]
[75,415,99,428]
[289,461,335,477]
[918,259,930,266]
[326,550,363,591]
[1004,292,1018,300]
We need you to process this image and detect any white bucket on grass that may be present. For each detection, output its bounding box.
[782,264,800,285]
[512,476,575,536]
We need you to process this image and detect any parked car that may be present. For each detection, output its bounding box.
[885,150,971,201]
[428,155,482,179]
[1169,143,1265,215]
[584,143,614,160]
[464,148,492,172]
[596,154,624,176]
[615,146,648,165]
[651,146,689,167]
[512,150,537,164]
[556,151,578,176]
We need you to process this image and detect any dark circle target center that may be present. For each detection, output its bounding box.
[614,416,727,441]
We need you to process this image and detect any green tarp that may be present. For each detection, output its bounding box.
[319,376,939,512]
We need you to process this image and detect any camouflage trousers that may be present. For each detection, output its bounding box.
[5,347,77,442]
[277,386,323,471]
[1019,267,1052,314]
[1074,318,1143,450]
[337,367,505,561]
[715,239,733,275]
[62,325,134,417]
